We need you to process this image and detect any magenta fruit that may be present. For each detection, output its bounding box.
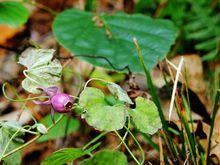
[33,86,73,123]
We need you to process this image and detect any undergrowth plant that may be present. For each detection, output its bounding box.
[0,0,220,165]
[0,48,162,165]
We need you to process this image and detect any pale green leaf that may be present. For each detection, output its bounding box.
[37,114,80,142]
[0,122,23,165]
[53,9,178,73]
[79,87,106,110]
[107,82,133,104]
[79,87,127,131]
[129,97,162,135]
[0,1,29,27]
[80,149,128,165]
[18,48,62,94]
[84,104,127,131]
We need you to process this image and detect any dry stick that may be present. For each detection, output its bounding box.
[1,115,64,159]
[168,57,184,122]
[159,136,164,165]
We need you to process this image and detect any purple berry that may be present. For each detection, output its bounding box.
[51,93,73,113]
[33,86,73,123]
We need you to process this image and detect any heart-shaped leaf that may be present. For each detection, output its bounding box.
[129,97,162,135]
[18,48,62,94]
[79,87,127,131]
[84,104,127,131]
[79,87,106,110]
[53,9,178,72]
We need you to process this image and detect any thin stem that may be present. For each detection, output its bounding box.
[124,126,145,164]
[84,78,108,90]
[205,89,220,164]
[58,54,131,73]
[114,131,140,165]
[2,83,49,102]
[1,115,64,159]
[23,70,41,85]
[83,132,107,150]
[114,116,131,150]
[0,127,23,161]
[0,123,38,135]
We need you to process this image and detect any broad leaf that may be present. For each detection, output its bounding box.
[80,149,128,165]
[107,82,133,104]
[0,122,23,165]
[53,9,178,72]
[41,148,88,165]
[0,1,29,27]
[37,114,80,142]
[85,104,127,131]
[79,87,106,110]
[129,97,162,135]
[18,48,62,94]
[79,87,127,131]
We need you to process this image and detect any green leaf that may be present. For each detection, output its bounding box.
[129,97,162,135]
[80,149,128,165]
[85,104,127,131]
[41,148,88,165]
[0,122,23,165]
[18,48,62,94]
[37,114,80,142]
[53,9,178,73]
[79,87,106,110]
[79,87,127,131]
[107,82,133,104]
[0,1,29,27]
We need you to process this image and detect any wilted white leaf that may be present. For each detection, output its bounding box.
[18,48,62,94]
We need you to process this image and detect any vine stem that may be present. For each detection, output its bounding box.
[83,132,107,150]
[84,78,108,90]
[114,131,141,165]
[2,83,49,102]
[0,123,38,135]
[114,116,131,150]
[1,115,64,160]
[124,126,145,164]
[0,127,23,161]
